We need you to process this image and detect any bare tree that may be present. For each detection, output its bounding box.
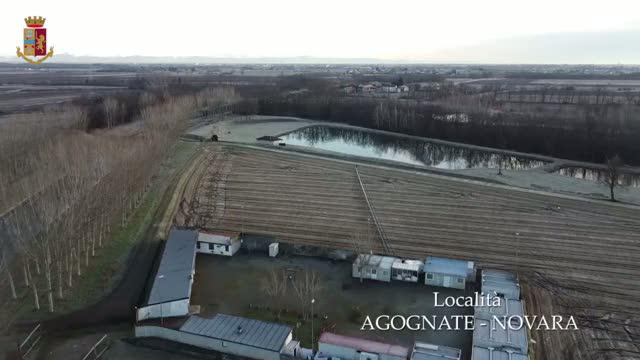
[291,268,322,320]
[0,251,17,300]
[261,268,288,317]
[604,155,624,202]
[351,225,376,283]
[103,98,120,129]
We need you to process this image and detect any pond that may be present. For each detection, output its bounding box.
[556,167,640,188]
[280,126,548,170]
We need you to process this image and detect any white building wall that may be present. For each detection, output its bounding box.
[135,325,285,360]
[196,239,241,256]
[352,264,391,282]
[136,298,190,321]
[425,272,466,290]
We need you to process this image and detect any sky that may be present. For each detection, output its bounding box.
[1,0,640,63]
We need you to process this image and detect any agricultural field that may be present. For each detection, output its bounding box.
[181,143,640,359]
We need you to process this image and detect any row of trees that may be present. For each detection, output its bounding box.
[0,87,237,318]
[246,92,640,165]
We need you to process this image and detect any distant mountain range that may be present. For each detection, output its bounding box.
[1,30,638,65]
[419,30,640,64]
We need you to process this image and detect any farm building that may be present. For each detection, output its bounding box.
[352,254,395,282]
[472,319,528,355]
[410,341,461,360]
[135,314,297,360]
[317,332,409,360]
[481,269,521,300]
[471,347,529,360]
[136,228,198,321]
[423,256,475,290]
[391,258,424,283]
[475,297,524,321]
[197,231,241,256]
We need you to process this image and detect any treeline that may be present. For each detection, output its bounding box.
[0,87,237,318]
[244,95,640,165]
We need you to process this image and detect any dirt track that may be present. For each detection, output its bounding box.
[185,143,640,359]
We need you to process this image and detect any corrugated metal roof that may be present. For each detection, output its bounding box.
[424,256,474,277]
[198,232,233,245]
[472,346,529,360]
[412,341,461,360]
[475,298,524,321]
[146,228,197,305]
[355,254,396,270]
[319,332,409,357]
[473,319,528,355]
[481,269,520,300]
[180,314,292,352]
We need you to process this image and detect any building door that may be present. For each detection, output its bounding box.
[443,275,451,287]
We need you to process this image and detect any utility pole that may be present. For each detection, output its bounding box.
[311,298,315,350]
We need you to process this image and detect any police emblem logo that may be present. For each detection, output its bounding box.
[16,16,54,64]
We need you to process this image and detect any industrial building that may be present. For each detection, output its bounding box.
[136,228,198,321]
[391,259,424,283]
[196,230,241,256]
[317,332,409,360]
[481,270,521,300]
[471,346,529,360]
[136,314,298,360]
[352,254,395,282]
[473,269,528,359]
[410,341,461,360]
[423,256,475,290]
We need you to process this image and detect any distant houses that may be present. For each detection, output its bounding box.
[340,82,411,96]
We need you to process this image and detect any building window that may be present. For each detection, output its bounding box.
[371,269,377,275]
[426,273,434,279]
[209,243,214,250]
[196,242,201,249]
[457,278,464,284]
[225,245,229,252]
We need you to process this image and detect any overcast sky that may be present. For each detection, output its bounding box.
[2,0,639,62]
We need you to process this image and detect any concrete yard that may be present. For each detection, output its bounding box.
[180,141,640,359]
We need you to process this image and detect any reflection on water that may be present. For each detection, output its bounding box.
[280,126,547,170]
[556,167,640,187]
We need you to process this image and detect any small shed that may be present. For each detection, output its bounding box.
[481,269,521,300]
[411,341,461,360]
[269,242,279,257]
[391,259,424,283]
[471,346,529,360]
[197,231,241,256]
[472,319,528,355]
[352,254,396,282]
[136,228,197,321]
[318,332,409,360]
[423,256,475,290]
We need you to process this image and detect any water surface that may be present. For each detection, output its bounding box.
[280,126,547,170]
